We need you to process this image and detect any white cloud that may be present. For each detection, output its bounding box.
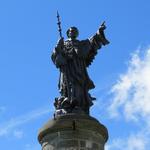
[106,125,150,150]
[0,107,51,138]
[106,46,150,150]
[108,47,150,122]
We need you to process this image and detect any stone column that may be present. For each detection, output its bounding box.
[38,114,108,150]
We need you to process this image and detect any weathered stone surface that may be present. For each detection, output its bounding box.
[38,114,108,150]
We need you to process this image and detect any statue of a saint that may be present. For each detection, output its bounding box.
[51,22,109,115]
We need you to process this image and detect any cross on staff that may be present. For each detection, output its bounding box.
[57,11,63,38]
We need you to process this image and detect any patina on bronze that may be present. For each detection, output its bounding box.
[51,13,109,116]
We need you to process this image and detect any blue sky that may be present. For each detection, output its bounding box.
[0,0,150,149]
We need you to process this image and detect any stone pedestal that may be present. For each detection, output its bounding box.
[38,114,108,150]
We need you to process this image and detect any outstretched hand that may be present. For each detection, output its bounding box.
[99,21,106,32]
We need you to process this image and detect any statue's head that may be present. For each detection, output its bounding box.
[66,27,79,39]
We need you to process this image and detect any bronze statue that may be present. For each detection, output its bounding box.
[51,13,109,116]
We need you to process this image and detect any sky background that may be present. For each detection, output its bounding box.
[0,0,150,149]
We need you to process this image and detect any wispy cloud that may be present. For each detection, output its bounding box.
[13,130,24,139]
[108,47,150,122]
[106,124,150,150]
[0,106,52,137]
[106,46,150,150]
[24,143,40,150]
